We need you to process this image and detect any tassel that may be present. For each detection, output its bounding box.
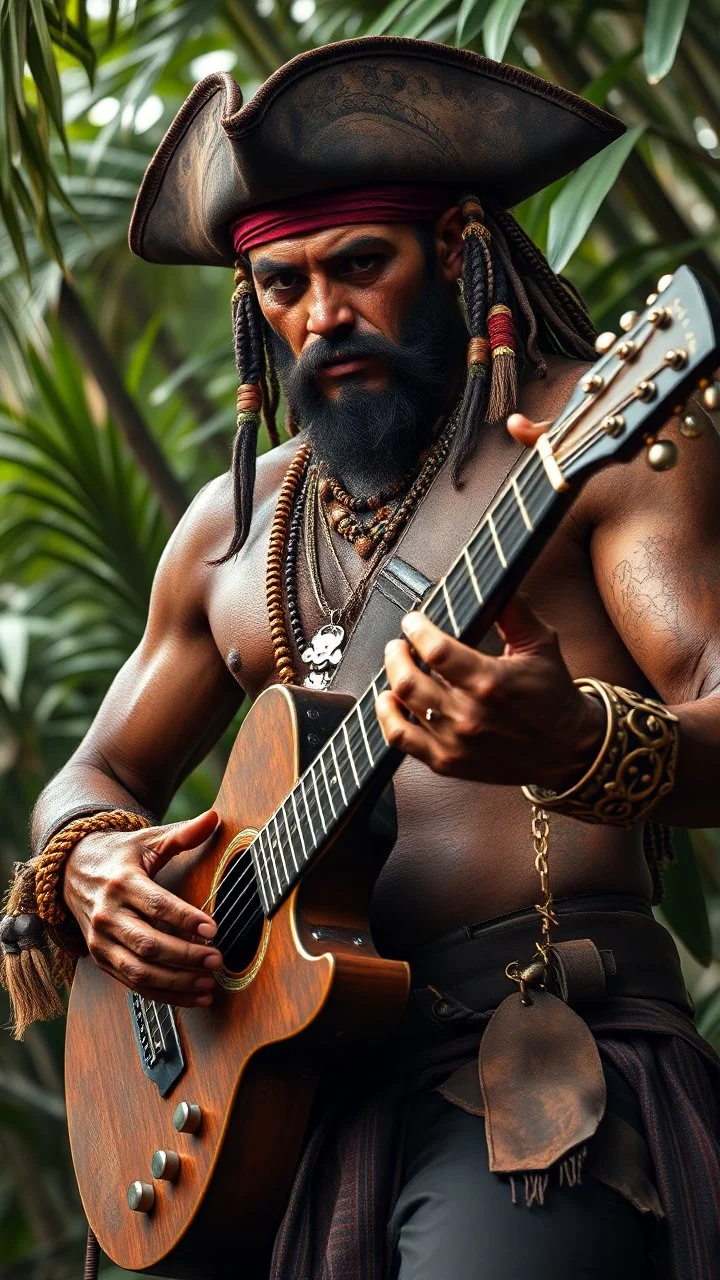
[1,923,65,1040]
[487,303,518,423]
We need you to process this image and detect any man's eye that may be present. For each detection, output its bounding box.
[344,255,383,274]
[271,274,299,292]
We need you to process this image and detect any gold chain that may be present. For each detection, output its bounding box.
[531,804,557,968]
[504,805,558,1003]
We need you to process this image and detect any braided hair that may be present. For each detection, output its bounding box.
[217,203,597,562]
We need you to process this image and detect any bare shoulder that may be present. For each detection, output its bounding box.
[150,434,306,625]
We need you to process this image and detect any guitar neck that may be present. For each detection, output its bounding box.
[249,441,564,917]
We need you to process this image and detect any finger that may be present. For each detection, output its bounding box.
[495,594,557,657]
[384,638,452,729]
[125,872,218,943]
[99,941,218,1005]
[400,612,493,690]
[375,691,439,766]
[144,809,219,865]
[112,910,223,973]
[506,414,551,448]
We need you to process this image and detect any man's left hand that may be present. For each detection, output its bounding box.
[376,595,604,789]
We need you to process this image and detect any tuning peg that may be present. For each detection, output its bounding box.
[647,439,679,471]
[645,292,658,306]
[680,413,703,439]
[619,310,638,333]
[594,331,616,354]
[702,384,719,412]
[582,373,604,394]
[657,273,674,293]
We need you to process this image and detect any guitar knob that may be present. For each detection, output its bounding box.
[127,1181,155,1213]
[173,1102,202,1133]
[657,273,674,293]
[619,310,638,333]
[702,384,719,412]
[647,440,679,471]
[152,1150,180,1181]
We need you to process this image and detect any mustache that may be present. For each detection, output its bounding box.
[282,329,449,397]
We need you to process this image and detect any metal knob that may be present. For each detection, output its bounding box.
[152,1150,180,1181]
[173,1102,202,1133]
[647,439,679,471]
[619,309,638,333]
[127,1181,155,1213]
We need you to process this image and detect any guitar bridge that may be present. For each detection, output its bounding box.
[128,993,185,1096]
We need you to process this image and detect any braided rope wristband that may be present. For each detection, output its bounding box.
[35,809,151,925]
[522,679,679,826]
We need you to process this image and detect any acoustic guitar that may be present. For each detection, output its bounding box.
[65,267,720,1276]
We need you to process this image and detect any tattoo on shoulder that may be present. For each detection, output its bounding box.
[608,536,681,655]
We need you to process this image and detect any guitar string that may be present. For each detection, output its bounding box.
[209,417,619,957]
[209,443,556,949]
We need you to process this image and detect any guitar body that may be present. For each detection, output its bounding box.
[65,684,410,1277]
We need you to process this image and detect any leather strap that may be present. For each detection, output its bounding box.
[551,939,610,1005]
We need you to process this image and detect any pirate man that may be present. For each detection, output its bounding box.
[3,36,720,1280]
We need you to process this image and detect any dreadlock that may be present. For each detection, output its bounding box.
[214,260,280,563]
[218,201,598,560]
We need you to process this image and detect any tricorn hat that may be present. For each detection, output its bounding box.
[129,36,624,269]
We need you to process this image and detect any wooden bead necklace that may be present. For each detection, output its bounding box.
[266,411,459,687]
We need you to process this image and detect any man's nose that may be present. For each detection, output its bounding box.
[305,279,355,338]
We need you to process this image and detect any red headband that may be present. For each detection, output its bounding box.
[231,183,455,255]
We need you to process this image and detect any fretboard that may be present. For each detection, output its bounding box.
[248,444,559,918]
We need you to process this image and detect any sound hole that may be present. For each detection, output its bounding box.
[213,850,264,974]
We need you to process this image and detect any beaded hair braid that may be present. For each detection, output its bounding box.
[218,200,597,562]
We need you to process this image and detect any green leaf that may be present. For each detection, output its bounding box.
[660,829,713,967]
[365,0,413,36]
[482,0,527,62]
[581,43,641,106]
[644,0,691,85]
[546,124,645,272]
[0,614,29,709]
[395,0,452,38]
[455,0,492,46]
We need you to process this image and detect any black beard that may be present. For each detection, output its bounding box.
[266,272,465,496]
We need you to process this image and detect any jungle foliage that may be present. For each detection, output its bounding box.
[1,1,719,1274]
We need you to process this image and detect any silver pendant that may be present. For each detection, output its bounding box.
[301,623,345,689]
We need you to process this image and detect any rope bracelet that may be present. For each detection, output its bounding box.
[522,678,679,827]
[34,810,151,926]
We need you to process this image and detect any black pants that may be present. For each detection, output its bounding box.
[390,1065,658,1280]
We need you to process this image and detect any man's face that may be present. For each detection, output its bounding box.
[249,217,465,490]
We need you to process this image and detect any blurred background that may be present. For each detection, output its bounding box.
[0,0,719,1274]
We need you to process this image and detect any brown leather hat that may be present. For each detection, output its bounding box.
[129,36,624,268]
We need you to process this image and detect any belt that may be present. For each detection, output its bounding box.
[404,893,691,1025]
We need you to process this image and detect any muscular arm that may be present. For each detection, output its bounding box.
[586,407,720,826]
[31,475,243,851]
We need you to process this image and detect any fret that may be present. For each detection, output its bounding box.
[319,752,337,819]
[280,804,299,874]
[512,476,533,531]
[487,511,507,568]
[360,688,386,757]
[298,777,317,843]
[290,790,308,862]
[372,677,390,744]
[519,455,554,526]
[253,830,273,911]
[357,704,375,766]
[346,714,372,782]
[310,765,328,832]
[271,815,288,891]
[442,581,460,637]
[463,546,483,603]
[330,739,349,806]
[343,722,361,788]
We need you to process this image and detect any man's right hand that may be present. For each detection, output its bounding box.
[62,809,223,1007]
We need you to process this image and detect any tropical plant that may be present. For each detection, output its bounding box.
[1,0,719,1273]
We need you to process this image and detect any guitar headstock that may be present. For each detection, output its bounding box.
[547,266,720,485]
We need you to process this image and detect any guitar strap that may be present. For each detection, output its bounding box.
[330,422,524,698]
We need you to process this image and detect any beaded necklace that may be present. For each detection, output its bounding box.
[266,412,458,687]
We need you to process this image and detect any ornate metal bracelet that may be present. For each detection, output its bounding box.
[522,678,679,826]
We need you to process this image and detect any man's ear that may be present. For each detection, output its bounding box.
[434,207,464,283]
